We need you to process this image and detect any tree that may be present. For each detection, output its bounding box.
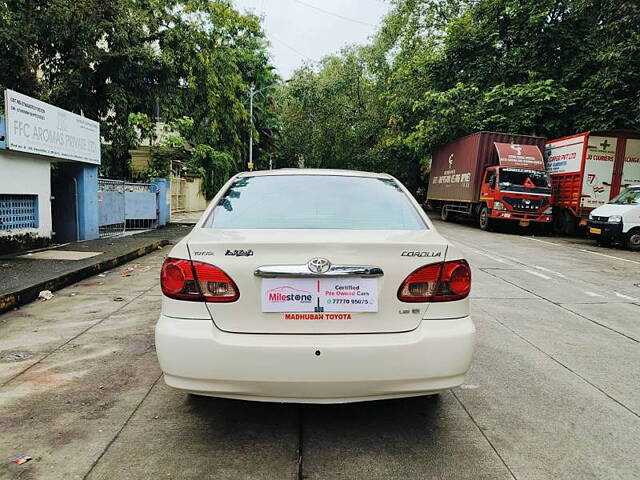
[276,0,640,195]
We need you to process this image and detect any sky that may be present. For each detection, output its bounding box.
[232,0,390,79]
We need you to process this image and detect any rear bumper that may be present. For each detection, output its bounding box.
[155,315,475,403]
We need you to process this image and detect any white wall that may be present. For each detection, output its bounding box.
[0,150,52,239]
[184,176,207,212]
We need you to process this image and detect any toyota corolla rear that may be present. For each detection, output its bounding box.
[155,170,475,403]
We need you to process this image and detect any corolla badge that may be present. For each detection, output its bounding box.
[308,257,331,273]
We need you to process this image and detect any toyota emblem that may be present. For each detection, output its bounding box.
[308,257,331,274]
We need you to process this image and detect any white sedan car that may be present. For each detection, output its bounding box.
[156,169,475,403]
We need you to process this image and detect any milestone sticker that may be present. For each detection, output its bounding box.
[261,278,316,312]
[261,278,378,313]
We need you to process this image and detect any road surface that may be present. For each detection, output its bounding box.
[1,218,639,479]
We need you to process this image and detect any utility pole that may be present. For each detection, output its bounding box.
[248,84,255,171]
[247,81,287,171]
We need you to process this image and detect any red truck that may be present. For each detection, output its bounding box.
[545,130,640,234]
[426,131,552,231]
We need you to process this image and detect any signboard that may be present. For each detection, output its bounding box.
[261,278,378,313]
[545,134,586,174]
[4,89,100,164]
[581,136,617,208]
[494,142,545,170]
[623,139,640,187]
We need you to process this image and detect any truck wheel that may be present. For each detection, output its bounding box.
[479,206,493,231]
[553,209,576,236]
[441,206,452,222]
[625,229,640,251]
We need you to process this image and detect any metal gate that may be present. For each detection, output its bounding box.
[98,179,159,238]
[171,176,186,213]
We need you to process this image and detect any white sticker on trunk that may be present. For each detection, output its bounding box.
[319,278,378,312]
[262,278,378,313]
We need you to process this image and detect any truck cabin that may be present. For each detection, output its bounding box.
[482,167,551,196]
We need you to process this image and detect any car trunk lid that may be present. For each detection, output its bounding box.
[187,228,449,334]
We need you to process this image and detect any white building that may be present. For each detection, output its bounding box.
[0,90,101,254]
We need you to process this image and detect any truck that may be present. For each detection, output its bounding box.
[426,131,552,231]
[545,130,640,234]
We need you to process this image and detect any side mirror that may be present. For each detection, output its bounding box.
[489,177,496,189]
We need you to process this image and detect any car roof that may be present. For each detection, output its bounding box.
[237,168,394,180]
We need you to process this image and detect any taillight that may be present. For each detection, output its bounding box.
[160,258,239,302]
[398,260,471,302]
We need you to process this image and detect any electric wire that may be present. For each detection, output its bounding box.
[291,0,376,27]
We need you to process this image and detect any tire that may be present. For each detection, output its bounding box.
[440,205,451,222]
[552,211,564,234]
[625,229,640,251]
[553,209,576,236]
[478,206,493,231]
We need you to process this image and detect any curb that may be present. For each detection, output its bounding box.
[0,240,169,314]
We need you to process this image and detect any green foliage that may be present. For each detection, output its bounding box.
[128,113,157,147]
[188,145,236,199]
[276,0,640,195]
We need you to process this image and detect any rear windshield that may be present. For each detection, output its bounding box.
[204,175,427,230]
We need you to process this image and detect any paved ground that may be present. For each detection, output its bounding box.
[0,224,190,299]
[1,217,639,479]
[170,210,205,225]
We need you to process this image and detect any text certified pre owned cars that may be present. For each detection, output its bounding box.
[155,170,475,403]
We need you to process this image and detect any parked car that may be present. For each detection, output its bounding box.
[155,169,475,403]
[426,131,552,231]
[545,130,640,235]
[587,185,640,250]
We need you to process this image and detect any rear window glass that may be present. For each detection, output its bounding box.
[204,175,427,230]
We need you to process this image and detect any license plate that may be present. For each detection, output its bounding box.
[590,227,602,235]
[519,220,530,227]
[262,277,378,313]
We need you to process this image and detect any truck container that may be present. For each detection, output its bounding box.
[545,130,640,234]
[427,131,552,231]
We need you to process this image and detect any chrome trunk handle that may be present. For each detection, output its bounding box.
[254,265,383,278]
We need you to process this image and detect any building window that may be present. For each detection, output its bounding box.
[0,194,39,231]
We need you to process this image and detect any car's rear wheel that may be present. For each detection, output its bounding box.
[625,229,640,251]
[478,206,493,231]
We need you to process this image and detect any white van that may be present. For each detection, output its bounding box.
[587,185,640,250]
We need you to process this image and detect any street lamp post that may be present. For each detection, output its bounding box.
[249,84,273,171]
[248,81,286,171]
